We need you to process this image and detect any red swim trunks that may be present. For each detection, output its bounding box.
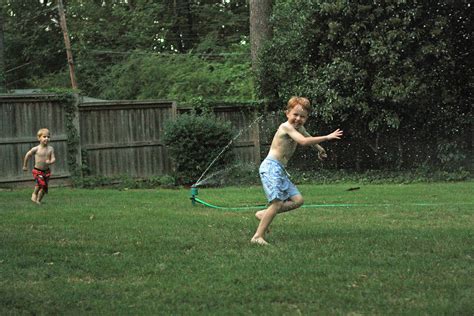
[32,168,51,193]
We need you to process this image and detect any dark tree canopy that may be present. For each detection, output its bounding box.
[257,0,471,170]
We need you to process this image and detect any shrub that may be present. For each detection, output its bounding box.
[163,112,235,185]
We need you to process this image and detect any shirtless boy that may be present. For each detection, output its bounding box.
[23,128,56,204]
[251,97,343,245]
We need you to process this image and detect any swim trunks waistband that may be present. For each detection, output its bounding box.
[264,156,284,167]
[34,167,50,172]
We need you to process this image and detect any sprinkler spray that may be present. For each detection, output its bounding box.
[190,113,263,207]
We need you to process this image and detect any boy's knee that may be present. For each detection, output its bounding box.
[294,196,304,207]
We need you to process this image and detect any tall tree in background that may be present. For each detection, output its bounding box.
[192,0,248,53]
[249,0,272,72]
[249,0,273,103]
[168,0,195,52]
[1,0,63,90]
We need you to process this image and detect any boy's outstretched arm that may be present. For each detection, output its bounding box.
[286,125,343,146]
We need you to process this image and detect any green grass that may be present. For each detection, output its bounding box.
[1,182,473,315]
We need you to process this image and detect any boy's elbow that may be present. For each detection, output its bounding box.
[298,139,310,146]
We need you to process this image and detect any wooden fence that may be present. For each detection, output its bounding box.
[0,94,72,185]
[79,99,177,178]
[0,94,265,186]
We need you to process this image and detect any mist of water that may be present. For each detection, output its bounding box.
[193,164,241,187]
[193,114,264,187]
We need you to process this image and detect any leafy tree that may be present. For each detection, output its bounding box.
[2,0,250,97]
[190,0,249,53]
[2,0,63,90]
[258,0,472,169]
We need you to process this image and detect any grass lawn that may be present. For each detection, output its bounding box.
[0,182,473,315]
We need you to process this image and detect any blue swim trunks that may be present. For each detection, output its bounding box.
[259,156,300,203]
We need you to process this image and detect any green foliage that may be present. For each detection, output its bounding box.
[290,168,472,185]
[30,71,73,91]
[1,0,64,90]
[436,142,467,171]
[2,0,250,96]
[261,1,470,125]
[97,46,254,102]
[163,112,235,184]
[258,0,472,170]
[58,92,82,186]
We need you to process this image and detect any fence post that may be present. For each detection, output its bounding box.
[72,93,82,180]
[171,101,178,120]
[252,110,261,165]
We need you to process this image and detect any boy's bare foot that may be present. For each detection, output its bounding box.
[35,201,41,205]
[251,236,269,245]
[31,194,37,203]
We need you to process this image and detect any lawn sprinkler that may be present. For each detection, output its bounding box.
[190,185,198,205]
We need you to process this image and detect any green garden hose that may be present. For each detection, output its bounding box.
[191,190,471,211]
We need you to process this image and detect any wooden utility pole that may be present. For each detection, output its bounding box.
[0,6,6,93]
[57,0,78,89]
[249,0,273,72]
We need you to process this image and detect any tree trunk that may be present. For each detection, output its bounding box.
[249,0,272,72]
[172,0,194,52]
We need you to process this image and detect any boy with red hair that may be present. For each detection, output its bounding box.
[252,97,343,245]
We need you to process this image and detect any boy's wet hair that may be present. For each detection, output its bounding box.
[37,128,50,138]
[286,96,311,113]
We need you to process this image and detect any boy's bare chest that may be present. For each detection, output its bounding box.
[280,134,297,152]
[36,147,50,158]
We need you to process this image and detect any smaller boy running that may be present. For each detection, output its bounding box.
[252,97,343,245]
[23,128,56,204]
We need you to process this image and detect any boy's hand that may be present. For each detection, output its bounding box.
[316,145,327,160]
[327,129,343,140]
